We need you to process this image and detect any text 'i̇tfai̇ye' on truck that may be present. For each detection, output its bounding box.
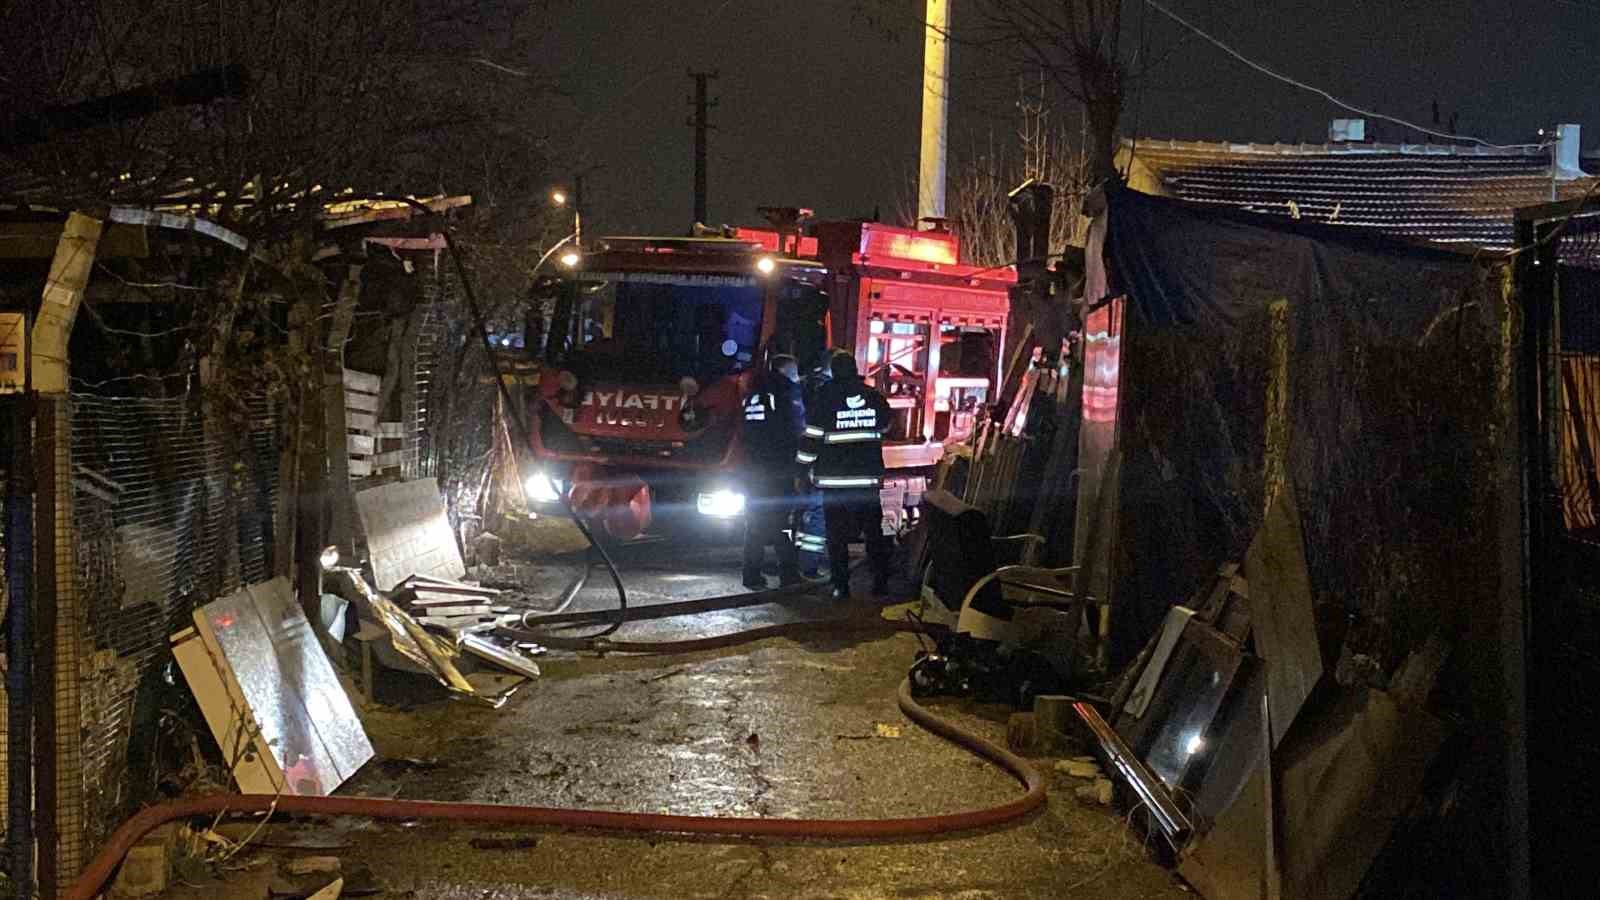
[516,210,1014,541]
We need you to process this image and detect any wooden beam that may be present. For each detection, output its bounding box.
[320,196,472,230]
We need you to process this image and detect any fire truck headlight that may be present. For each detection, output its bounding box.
[525,471,562,504]
[756,256,776,275]
[696,489,746,519]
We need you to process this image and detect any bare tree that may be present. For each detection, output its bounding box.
[856,1,1169,185]
[0,0,560,239]
[896,80,1091,267]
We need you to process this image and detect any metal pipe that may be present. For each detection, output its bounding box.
[66,679,1043,900]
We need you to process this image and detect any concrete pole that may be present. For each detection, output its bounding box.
[917,0,951,226]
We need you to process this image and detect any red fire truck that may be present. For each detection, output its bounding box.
[523,219,1014,540]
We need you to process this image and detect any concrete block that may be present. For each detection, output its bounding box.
[1073,778,1114,806]
[109,843,168,896]
[1055,758,1102,779]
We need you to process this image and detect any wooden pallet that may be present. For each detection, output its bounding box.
[343,368,381,478]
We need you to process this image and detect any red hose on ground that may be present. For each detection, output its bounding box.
[67,679,1044,900]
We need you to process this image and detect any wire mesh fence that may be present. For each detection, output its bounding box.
[0,390,280,878]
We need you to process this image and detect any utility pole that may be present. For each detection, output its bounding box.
[688,70,718,226]
[918,0,951,226]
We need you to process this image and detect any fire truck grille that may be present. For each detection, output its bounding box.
[587,437,678,458]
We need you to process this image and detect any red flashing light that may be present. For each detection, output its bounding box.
[733,228,818,258]
[860,226,959,266]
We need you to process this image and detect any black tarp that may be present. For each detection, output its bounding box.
[1561,262,1600,353]
[1095,187,1525,897]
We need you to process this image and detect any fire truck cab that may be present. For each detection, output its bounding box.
[525,221,1013,540]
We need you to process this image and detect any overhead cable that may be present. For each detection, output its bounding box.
[1143,0,1548,151]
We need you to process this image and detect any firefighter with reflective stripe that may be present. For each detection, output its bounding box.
[740,354,806,589]
[796,350,893,599]
[793,362,831,577]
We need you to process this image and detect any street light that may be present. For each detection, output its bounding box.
[551,189,568,207]
[559,250,581,268]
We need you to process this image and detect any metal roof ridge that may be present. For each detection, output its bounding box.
[1125,136,1540,159]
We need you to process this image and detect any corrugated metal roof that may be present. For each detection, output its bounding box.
[1127,137,1600,251]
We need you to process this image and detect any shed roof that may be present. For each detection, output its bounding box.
[1125,137,1600,251]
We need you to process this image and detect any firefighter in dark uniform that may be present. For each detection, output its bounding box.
[741,354,806,589]
[796,350,893,599]
[793,361,831,577]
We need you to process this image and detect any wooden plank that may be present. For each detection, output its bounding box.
[403,573,500,594]
[344,389,380,413]
[378,421,406,438]
[410,605,493,617]
[1242,480,1322,748]
[347,434,376,456]
[343,368,382,393]
[347,412,377,433]
[373,449,405,467]
[347,458,373,477]
[410,589,494,607]
[321,194,473,229]
[416,615,499,630]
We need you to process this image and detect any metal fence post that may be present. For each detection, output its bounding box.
[5,393,36,898]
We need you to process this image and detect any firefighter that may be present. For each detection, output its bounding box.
[793,359,831,578]
[741,353,806,589]
[796,350,893,599]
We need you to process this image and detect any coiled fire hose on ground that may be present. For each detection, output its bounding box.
[67,613,1047,900]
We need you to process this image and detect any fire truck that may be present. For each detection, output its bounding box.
[522,218,1015,540]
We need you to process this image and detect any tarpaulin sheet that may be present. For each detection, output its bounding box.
[1102,187,1516,658]
[1560,263,1600,354]
[1097,187,1526,894]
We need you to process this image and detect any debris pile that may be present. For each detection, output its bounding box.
[170,478,554,808]
[1066,497,1455,900]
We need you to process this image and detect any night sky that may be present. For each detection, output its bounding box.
[534,0,1600,236]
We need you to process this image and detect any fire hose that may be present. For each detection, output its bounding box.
[66,201,1049,898]
[67,612,1047,900]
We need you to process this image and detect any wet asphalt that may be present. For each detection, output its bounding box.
[158,537,1190,900]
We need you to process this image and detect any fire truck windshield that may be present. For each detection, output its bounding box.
[561,275,764,380]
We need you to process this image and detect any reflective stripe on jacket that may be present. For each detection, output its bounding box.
[741,374,806,474]
[796,376,891,489]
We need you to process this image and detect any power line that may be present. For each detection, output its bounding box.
[1142,0,1548,150]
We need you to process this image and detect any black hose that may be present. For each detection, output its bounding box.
[355,194,630,637]
[520,557,592,624]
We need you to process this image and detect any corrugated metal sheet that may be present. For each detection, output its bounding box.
[1129,138,1600,251]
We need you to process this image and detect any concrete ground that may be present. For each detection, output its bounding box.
[158,539,1190,900]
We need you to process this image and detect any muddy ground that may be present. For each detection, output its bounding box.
[156,543,1190,900]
